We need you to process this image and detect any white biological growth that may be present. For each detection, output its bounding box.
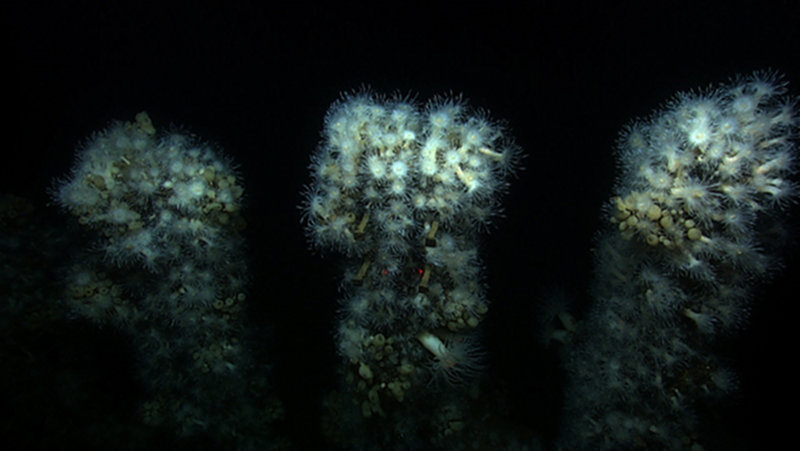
[416,331,483,385]
[188,180,206,198]
[303,92,520,412]
[420,157,438,176]
[429,110,453,130]
[389,160,409,179]
[367,154,387,179]
[686,117,712,148]
[303,92,518,250]
[731,94,756,116]
[390,179,406,197]
[170,159,184,174]
[464,128,483,147]
[107,203,138,224]
[54,113,257,443]
[55,112,244,270]
[612,72,797,254]
[382,132,399,148]
[566,73,798,449]
[718,116,739,137]
[444,149,462,168]
[340,137,359,157]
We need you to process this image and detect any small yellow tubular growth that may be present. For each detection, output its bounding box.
[454,165,478,192]
[354,259,371,286]
[355,212,369,239]
[418,264,432,293]
[426,220,439,247]
[478,146,504,160]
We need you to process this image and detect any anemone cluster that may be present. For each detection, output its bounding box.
[303,92,519,442]
[53,114,278,448]
[55,112,245,272]
[560,73,797,449]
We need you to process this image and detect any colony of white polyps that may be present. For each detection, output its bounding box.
[55,112,244,272]
[612,74,795,270]
[53,113,261,443]
[560,73,797,450]
[303,92,518,419]
[305,94,517,254]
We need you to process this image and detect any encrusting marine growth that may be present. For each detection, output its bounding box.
[53,113,281,449]
[302,91,520,443]
[558,72,797,450]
